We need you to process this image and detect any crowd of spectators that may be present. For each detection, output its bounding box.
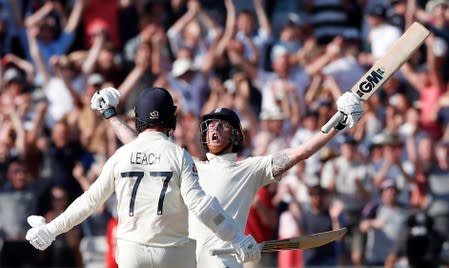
[0,0,448,267]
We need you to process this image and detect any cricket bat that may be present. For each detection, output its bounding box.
[209,227,347,256]
[321,21,430,133]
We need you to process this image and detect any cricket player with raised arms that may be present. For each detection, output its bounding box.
[89,85,363,268]
[25,87,261,268]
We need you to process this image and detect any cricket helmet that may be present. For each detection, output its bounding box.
[200,107,244,152]
[134,87,177,132]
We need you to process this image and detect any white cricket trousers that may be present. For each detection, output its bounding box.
[116,239,196,268]
[197,252,242,268]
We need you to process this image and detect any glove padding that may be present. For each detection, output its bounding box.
[231,233,261,263]
[25,215,56,251]
[336,92,363,129]
[90,87,120,112]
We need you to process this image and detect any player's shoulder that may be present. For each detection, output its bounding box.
[238,154,272,166]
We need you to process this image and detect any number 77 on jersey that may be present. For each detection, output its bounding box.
[209,227,347,256]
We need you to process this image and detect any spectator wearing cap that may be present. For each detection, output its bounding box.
[359,179,407,266]
[1,67,27,99]
[321,134,372,265]
[359,3,402,67]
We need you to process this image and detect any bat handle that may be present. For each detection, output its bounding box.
[209,247,235,256]
[321,111,345,133]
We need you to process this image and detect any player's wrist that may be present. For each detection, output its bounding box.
[232,232,246,245]
[46,221,59,236]
[102,107,117,119]
[334,122,346,130]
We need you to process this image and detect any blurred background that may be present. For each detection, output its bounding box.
[0,0,448,267]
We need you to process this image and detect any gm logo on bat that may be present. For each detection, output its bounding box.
[356,67,385,98]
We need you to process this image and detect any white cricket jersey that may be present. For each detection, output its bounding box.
[190,153,276,257]
[51,131,211,247]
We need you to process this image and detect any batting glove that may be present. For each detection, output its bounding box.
[90,87,121,119]
[335,92,363,130]
[25,215,57,251]
[231,233,261,263]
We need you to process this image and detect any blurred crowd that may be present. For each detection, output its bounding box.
[0,0,448,267]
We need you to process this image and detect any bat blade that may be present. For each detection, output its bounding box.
[321,22,430,133]
[260,227,347,252]
[209,228,347,256]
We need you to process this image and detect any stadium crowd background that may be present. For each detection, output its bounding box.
[0,0,448,267]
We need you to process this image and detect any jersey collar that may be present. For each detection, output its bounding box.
[206,152,238,162]
[138,131,169,140]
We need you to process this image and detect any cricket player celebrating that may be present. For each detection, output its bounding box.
[90,86,363,268]
[25,87,261,268]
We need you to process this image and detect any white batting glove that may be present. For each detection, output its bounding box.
[231,233,261,263]
[335,92,363,129]
[25,215,57,251]
[90,87,120,119]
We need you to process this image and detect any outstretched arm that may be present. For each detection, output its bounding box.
[90,87,138,144]
[107,116,137,144]
[272,92,363,178]
[272,129,338,177]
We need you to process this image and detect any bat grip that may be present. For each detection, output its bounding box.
[321,111,345,133]
[209,248,235,256]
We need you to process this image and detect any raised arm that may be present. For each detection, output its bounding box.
[215,0,236,57]
[116,42,151,111]
[253,0,271,36]
[272,129,339,177]
[3,54,36,82]
[27,26,51,85]
[167,0,199,53]
[64,0,85,33]
[81,29,106,75]
[271,92,363,178]
[24,2,54,28]
[90,87,138,144]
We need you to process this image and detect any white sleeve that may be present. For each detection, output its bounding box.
[178,150,238,242]
[48,155,117,235]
